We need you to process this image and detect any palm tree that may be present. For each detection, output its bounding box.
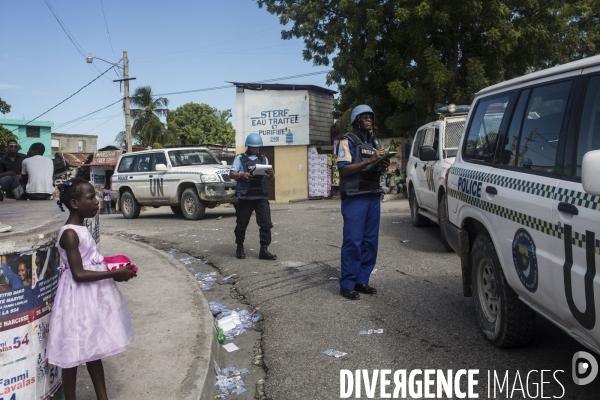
[129,86,178,147]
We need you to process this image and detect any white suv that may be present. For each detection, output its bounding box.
[445,55,600,352]
[110,147,236,220]
[406,105,468,251]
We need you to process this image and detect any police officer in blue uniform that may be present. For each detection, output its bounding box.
[337,105,388,300]
[229,133,277,261]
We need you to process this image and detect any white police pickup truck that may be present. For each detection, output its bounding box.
[444,55,600,352]
[406,105,468,251]
[110,147,237,220]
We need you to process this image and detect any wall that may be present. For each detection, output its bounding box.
[0,118,53,157]
[308,91,334,145]
[274,146,308,203]
[51,133,98,153]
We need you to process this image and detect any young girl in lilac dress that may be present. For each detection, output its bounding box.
[47,178,137,400]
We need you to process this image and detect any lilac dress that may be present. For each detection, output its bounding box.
[48,224,134,368]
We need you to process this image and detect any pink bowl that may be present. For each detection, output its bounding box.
[104,255,138,273]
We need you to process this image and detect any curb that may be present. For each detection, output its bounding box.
[108,235,217,400]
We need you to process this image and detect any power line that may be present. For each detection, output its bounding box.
[42,0,120,87]
[154,70,332,97]
[98,0,119,70]
[43,0,86,58]
[53,99,122,130]
[11,65,116,133]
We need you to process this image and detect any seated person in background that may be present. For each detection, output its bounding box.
[0,139,26,199]
[22,142,54,200]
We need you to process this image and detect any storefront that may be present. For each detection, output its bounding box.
[87,149,123,212]
[233,82,336,203]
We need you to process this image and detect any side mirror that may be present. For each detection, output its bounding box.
[155,163,167,171]
[221,160,228,166]
[419,146,438,161]
[582,149,600,195]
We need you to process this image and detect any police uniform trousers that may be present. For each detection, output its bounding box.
[234,198,273,246]
[340,192,381,290]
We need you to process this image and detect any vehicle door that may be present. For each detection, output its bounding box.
[416,126,437,211]
[148,151,170,204]
[488,81,574,322]
[552,72,600,347]
[129,153,153,202]
[113,155,135,193]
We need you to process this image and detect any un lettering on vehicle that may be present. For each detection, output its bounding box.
[149,178,163,197]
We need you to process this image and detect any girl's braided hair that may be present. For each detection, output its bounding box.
[56,177,90,212]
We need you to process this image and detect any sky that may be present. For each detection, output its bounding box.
[1,0,335,149]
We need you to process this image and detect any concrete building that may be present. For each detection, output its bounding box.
[0,119,53,157]
[232,82,336,203]
[51,132,98,154]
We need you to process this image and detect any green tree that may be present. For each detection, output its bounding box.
[126,86,178,147]
[0,98,11,115]
[256,0,600,137]
[0,125,18,156]
[0,99,17,156]
[167,102,235,146]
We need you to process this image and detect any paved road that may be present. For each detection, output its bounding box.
[102,199,599,399]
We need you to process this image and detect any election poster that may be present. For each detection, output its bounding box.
[0,245,62,400]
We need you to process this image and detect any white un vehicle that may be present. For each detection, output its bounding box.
[406,105,468,251]
[444,55,600,352]
[111,147,236,220]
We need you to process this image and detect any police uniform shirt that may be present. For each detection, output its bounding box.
[231,154,269,173]
[336,133,372,170]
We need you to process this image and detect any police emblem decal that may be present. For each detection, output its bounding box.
[338,150,346,158]
[512,228,539,292]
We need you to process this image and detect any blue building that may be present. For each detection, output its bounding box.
[0,119,54,157]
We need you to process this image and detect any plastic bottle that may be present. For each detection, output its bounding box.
[217,328,226,344]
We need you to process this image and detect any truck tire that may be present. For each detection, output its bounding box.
[181,188,205,220]
[170,206,183,215]
[121,191,141,219]
[471,234,535,348]
[410,189,429,227]
[438,193,453,252]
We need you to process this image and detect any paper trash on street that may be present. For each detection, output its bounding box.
[222,343,240,352]
[322,348,347,358]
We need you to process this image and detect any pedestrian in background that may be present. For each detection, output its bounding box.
[0,139,25,199]
[229,133,276,261]
[103,182,113,214]
[336,105,389,300]
[22,142,54,200]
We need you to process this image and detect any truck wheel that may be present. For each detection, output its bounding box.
[170,206,183,215]
[471,234,535,348]
[410,189,429,227]
[181,188,205,220]
[438,193,453,252]
[121,191,141,219]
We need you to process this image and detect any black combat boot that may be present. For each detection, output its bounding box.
[236,244,246,259]
[259,245,277,260]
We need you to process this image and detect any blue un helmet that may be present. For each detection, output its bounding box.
[351,105,375,126]
[245,133,263,147]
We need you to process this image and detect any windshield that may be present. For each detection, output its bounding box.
[168,149,220,166]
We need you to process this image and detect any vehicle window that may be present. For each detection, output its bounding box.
[463,95,511,163]
[576,75,600,177]
[117,156,135,173]
[150,152,168,171]
[133,154,152,172]
[499,89,531,166]
[167,149,220,166]
[412,130,425,157]
[516,81,571,173]
[432,128,440,153]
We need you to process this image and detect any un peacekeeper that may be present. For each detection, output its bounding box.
[229,133,277,261]
[336,105,389,300]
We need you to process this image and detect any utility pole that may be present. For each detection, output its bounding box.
[87,51,135,152]
[123,50,132,153]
